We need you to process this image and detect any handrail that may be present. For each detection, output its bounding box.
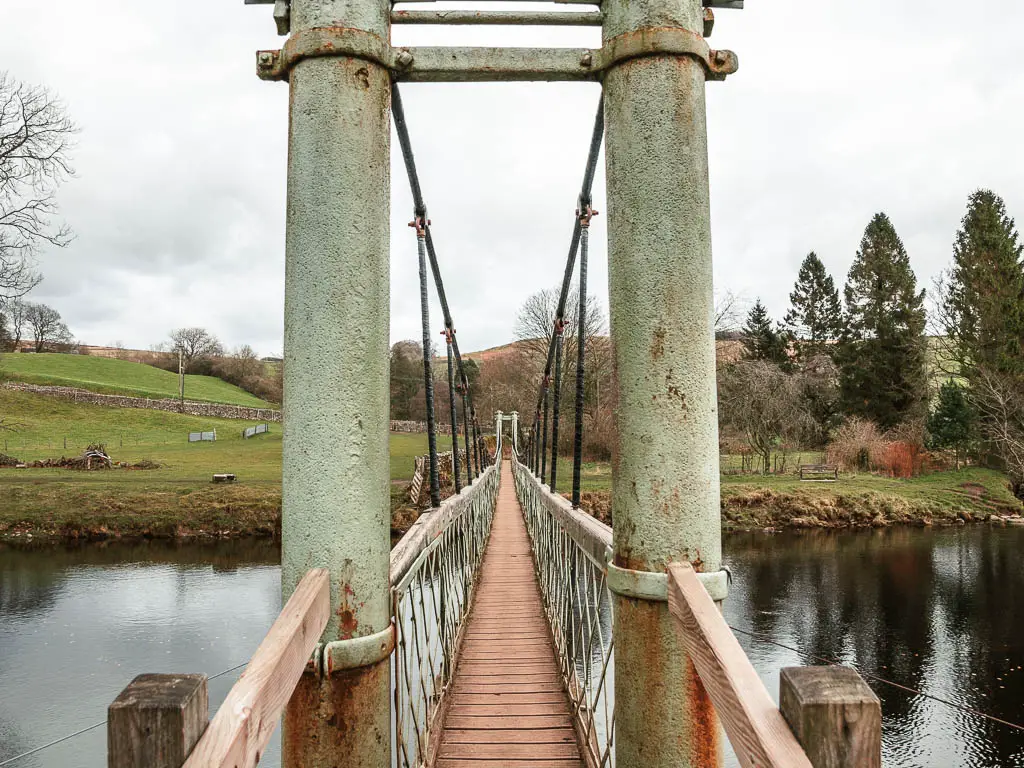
[513,452,615,768]
[390,462,498,585]
[391,452,501,767]
[667,563,813,768]
[182,568,331,768]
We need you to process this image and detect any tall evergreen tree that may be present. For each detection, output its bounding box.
[838,213,928,429]
[941,189,1024,376]
[784,252,844,360]
[741,299,791,369]
[927,379,975,469]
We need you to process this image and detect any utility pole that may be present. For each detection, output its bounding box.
[178,348,185,411]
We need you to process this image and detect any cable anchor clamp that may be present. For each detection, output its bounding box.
[577,203,599,227]
[408,216,430,236]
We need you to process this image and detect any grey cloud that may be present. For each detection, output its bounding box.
[3,0,1022,357]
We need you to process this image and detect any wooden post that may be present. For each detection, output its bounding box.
[780,667,881,768]
[108,674,208,768]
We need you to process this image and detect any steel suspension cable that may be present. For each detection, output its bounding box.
[540,380,550,483]
[531,95,604,421]
[549,329,564,492]
[473,417,483,470]
[526,94,603,499]
[572,206,595,509]
[729,624,1024,733]
[443,329,462,493]
[0,661,249,767]
[460,385,473,485]
[413,218,441,508]
[393,84,485,484]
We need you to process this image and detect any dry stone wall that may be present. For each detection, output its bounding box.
[390,420,451,434]
[3,382,282,422]
[5,382,457,432]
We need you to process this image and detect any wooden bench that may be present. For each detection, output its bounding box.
[799,464,838,482]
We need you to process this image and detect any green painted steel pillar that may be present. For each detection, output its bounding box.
[602,0,724,765]
[279,0,392,765]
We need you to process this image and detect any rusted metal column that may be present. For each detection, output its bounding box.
[279,0,391,765]
[602,0,723,764]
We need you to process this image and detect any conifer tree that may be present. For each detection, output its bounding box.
[941,189,1024,376]
[741,299,790,369]
[927,379,975,469]
[838,213,927,428]
[784,252,843,360]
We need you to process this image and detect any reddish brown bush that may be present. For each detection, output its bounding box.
[879,441,924,478]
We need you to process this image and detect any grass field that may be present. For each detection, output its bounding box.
[0,389,429,538]
[0,353,271,407]
[548,453,1022,529]
[2,385,1019,540]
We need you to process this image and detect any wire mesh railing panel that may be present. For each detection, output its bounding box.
[512,454,615,768]
[391,462,500,768]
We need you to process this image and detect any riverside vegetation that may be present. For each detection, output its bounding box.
[0,384,1020,541]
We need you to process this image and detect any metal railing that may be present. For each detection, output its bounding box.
[512,451,615,768]
[389,435,501,768]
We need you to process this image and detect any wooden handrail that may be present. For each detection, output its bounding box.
[667,563,814,768]
[181,567,330,768]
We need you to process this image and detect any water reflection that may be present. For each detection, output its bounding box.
[0,540,281,768]
[3,528,1024,767]
[723,527,1024,768]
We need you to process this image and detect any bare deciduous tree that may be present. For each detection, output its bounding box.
[714,289,747,336]
[0,73,76,301]
[0,296,26,350]
[718,360,813,473]
[971,367,1024,490]
[24,301,72,352]
[514,286,609,451]
[169,327,224,372]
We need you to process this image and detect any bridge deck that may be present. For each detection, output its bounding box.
[437,460,582,768]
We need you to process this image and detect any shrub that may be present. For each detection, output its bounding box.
[879,441,924,478]
[826,418,888,472]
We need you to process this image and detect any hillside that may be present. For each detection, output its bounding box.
[0,353,270,407]
[465,337,744,365]
[0,387,429,539]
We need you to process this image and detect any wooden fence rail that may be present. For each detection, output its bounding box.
[108,568,330,768]
[667,562,881,768]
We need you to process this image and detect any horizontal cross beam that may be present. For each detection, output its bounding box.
[256,27,738,83]
[391,9,603,26]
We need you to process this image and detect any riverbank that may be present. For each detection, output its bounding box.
[570,466,1024,531]
[0,386,433,541]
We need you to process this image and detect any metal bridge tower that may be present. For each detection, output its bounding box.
[250,0,741,764]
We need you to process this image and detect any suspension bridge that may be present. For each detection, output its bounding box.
[104,0,884,767]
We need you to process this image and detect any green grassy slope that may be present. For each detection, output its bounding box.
[1,353,270,407]
[0,389,430,537]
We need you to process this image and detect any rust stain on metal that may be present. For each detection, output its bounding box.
[283,663,390,762]
[338,608,358,638]
[651,325,666,359]
[686,657,721,767]
[664,369,688,410]
[282,673,324,766]
[690,550,705,572]
[337,582,361,639]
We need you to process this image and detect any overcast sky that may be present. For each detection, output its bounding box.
[4,1,1023,357]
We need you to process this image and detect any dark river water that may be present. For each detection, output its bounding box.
[2,526,1023,767]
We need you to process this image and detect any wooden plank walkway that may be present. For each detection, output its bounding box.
[436,460,582,768]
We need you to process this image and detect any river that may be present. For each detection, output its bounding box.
[1,527,1023,767]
